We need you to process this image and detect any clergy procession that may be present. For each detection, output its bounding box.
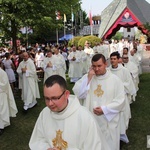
[0,37,145,149]
[1,0,150,148]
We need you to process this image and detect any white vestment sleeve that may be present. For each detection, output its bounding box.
[43,64,47,71]
[25,70,29,77]
[75,58,80,62]
[29,115,51,150]
[73,76,90,99]
[44,64,56,71]
[52,65,57,70]
[82,56,87,61]
[101,106,119,122]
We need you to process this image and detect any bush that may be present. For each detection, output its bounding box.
[78,35,101,48]
[68,36,82,47]
[112,32,123,41]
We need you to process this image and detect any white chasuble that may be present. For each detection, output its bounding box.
[29,95,110,150]
[43,55,57,82]
[73,70,125,150]
[0,68,18,128]
[17,58,40,106]
[109,64,136,139]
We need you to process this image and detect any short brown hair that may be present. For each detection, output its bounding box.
[91,54,106,63]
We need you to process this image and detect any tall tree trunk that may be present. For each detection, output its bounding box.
[11,19,18,54]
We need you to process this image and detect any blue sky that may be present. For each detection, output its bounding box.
[81,0,150,16]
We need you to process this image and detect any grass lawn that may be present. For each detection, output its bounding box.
[0,73,150,150]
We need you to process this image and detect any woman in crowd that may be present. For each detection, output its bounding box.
[2,52,16,91]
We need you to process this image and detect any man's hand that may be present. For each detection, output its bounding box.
[93,107,103,116]
[47,61,52,68]
[72,57,76,61]
[87,67,95,84]
[21,67,27,73]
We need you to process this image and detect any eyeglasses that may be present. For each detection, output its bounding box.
[123,57,128,59]
[45,90,66,102]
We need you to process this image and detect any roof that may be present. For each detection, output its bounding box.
[127,0,150,23]
[99,0,150,39]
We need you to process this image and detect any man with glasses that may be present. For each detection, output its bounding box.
[122,54,139,100]
[29,75,109,150]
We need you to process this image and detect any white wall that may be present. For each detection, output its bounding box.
[123,27,135,39]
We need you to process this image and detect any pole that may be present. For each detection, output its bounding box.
[75,12,76,36]
[71,5,74,36]
[89,10,93,36]
[64,21,66,38]
[56,28,58,44]
[26,27,28,47]
[91,25,93,36]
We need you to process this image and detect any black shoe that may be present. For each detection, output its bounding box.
[0,129,4,135]
[22,109,28,114]
[70,82,75,84]
[32,103,37,108]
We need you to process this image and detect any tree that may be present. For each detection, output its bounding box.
[112,32,123,41]
[0,0,82,53]
[137,22,150,43]
[0,0,52,52]
[142,22,150,37]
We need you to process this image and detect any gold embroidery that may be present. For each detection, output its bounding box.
[94,84,104,97]
[52,130,68,150]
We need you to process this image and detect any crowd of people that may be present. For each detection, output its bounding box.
[0,38,143,149]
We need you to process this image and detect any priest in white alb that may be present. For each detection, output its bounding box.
[68,45,82,83]
[77,45,88,75]
[54,47,66,80]
[0,67,18,134]
[109,52,136,143]
[29,75,110,150]
[43,50,57,82]
[73,54,125,150]
[17,52,40,111]
[122,54,139,93]
[84,41,94,71]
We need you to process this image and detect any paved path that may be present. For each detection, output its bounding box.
[142,50,150,73]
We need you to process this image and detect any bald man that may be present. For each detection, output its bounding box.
[17,52,40,111]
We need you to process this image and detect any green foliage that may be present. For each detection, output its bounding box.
[78,35,101,48]
[142,22,150,37]
[82,10,89,26]
[135,30,142,41]
[0,0,83,52]
[121,73,150,149]
[68,36,82,47]
[112,32,123,40]
[143,22,150,31]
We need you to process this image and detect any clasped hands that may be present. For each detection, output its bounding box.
[93,107,103,116]
[71,57,76,61]
[47,62,52,68]
[21,67,27,73]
